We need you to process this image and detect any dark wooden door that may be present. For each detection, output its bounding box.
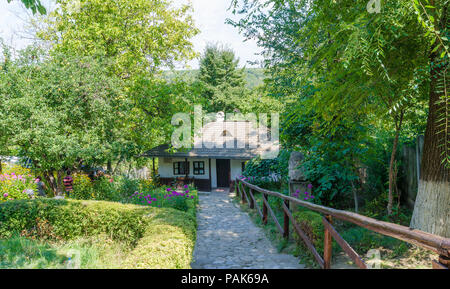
[216,159,230,187]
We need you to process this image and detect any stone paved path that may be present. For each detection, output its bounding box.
[191,189,305,269]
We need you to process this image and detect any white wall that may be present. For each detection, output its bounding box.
[231,159,245,181]
[158,157,247,189]
[158,157,210,180]
[211,158,217,188]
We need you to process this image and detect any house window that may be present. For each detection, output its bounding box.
[193,161,205,175]
[173,161,189,175]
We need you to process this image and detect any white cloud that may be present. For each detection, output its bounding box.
[173,0,263,69]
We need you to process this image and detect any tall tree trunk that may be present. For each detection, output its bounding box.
[44,171,64,196]
[388,112,403,215]
[411,47,450,237]
[44,171,57,196]
[0,159,2,173]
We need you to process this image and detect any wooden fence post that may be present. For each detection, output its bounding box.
[241,183,246,204]
[434,255,450,269]
[262,193,268,225]
[323,215,333,269]
[283,199,289,239]
[249,189,254,209]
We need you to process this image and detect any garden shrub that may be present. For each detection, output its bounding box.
[0,199,197,268]
[71,173,94,200]
[0,199,150,245]
[243,150,290,190]
[123,207,197,269]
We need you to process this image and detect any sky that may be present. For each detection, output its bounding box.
[0,0,263,69]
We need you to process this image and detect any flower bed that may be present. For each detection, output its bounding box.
[127,184,198,217]
[0,165,37,203]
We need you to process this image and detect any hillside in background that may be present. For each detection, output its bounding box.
[163,68,266,88]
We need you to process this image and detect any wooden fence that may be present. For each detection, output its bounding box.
[236,178,450,269]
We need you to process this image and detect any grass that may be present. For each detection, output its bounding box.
[0,235,125,269]
[0,198,197,269]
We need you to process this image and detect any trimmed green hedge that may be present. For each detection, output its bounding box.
[0,199,197,268]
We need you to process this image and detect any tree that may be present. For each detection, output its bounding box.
[0,48,128,194]
[196,44,282,113]
[38,0,199,79]
[34,0,200,171]
[410,1,449,237]
[230,0,449,236]
[0,41,15,173]
[197,44,247,112]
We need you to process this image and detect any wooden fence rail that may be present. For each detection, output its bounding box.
[236,178,450,269]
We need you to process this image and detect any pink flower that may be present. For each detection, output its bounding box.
[3,193,8,198]
[109,178,113,183]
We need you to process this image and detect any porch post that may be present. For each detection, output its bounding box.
[185,157,188,181]
[208,158,212,191]
[152,158,156,176]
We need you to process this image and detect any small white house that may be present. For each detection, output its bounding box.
[145,113,276,191]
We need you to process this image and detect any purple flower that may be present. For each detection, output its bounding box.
[304,197,308,200]
[295,189,300,193]
[307,184,313,189]
[185,190,189,194]
[190,196,194,199]
[184,185,188,189]
[3,193,8,198]
[166,188,172,192]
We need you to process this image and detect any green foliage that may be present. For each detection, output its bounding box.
[227,0,438,209]
[194,44,282,113]
[164,68,266,89]
[71,173,94,200]
[38,0,198,77]
[122,208,196,269]
[0,48,129,192]
[0,199,150,245]
[7,0,46,15]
